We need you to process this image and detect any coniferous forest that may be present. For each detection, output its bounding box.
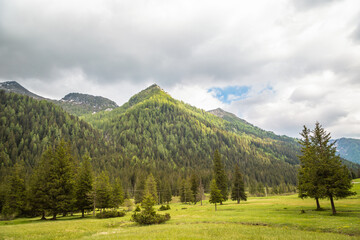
[0,84,359,219]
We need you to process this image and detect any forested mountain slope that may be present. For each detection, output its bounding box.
[0,90,117,177]
[83,84,300,186]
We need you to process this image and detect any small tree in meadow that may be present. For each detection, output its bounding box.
[209,179,223,211]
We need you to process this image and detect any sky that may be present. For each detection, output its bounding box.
[0,0,360,139]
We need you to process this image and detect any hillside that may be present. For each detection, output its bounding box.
[83,84,301,187]
[334,138,360,164]
[0,90,119,178]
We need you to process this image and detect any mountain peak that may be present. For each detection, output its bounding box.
[0,81,44,100]
[127,83,169,107]
[60,92,118,114]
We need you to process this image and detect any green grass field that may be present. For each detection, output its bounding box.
[1,179,359,240]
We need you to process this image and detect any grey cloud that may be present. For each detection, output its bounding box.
[292,0,343,10]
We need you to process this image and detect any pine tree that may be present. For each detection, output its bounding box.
[111,177,124,209]
[213,150,228,203]
[298,122,356,214]
[134,176,146,204]
[144,173,158,204]
[95,171,112,211]
[163,182,172,204]
[231,165,247,204]
[46,140,75,220]
[190,173,199,204]
[209,179,223,211]
[2,163,26,218]
[74,154,93,218]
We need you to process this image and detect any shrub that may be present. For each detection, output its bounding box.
[131,193,170,225]
[96,210,126,219]
[158,205,171,211]
[132,212,170,225]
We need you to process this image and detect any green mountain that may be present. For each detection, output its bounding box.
[0,90,118,177]
[58,92,118,116]
[83,84,301,186]
[334,138,360,164]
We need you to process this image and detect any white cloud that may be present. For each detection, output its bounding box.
[0,0,360,139]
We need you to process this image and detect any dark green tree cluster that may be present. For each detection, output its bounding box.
[298,123,356,214]
[1,140,125,219]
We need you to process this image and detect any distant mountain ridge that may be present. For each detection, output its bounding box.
[0,81,44,100]
[0,81,118,116]
[333,138,360,164]
[60,92,118,116]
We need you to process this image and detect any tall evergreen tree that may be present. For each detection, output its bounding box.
[179,179,193,204]
[134,176,146,204]
[111,177,124,209]
[163,182,172,204]
[144,173,158,204]
[298,122,356,214]
[197,179,205,206]
[213,149,228,203]
[74,154,93,218]
[231,165,247,204]
[2,163,26,218]
[46,140,75,220]
[190,173,199,204]
[29,147,52,220]
[94,171,112,211]
[209,179,223,211]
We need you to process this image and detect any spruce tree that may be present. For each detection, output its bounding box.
[144,173,158,204]
[298,122,356,214]
[134,176,146,204]
[95,171,112,211]
[231,165,247,204]
[46,140,75,220]
[2,163,26,218]
[213,149,228,203]
[209,179,223,211]
[190,173,199,204]
[163,182,172,204]
[74,154,93,218]
[111,177,124,209]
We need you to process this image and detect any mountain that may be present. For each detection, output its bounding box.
[0,90,119,177]
[83,84,302,186]
[0,81,118,116]
[334,138,360,164]
[0,81,44,100]
[58,92,118,116]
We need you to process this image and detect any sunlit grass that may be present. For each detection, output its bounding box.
[0,179,359,239]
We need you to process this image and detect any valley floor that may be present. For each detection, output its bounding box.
[1,179,359,240]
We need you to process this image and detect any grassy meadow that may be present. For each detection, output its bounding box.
[1,179,359,240]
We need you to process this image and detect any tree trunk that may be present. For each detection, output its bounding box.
[237,199,240,204]
[41,211,46,220]
[52,213,57,220]
[315,197,321,210]
[329,195,336,215]
[82,209,85,218]
[215,203,217,211]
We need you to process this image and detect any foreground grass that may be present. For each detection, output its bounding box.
[1,179,359,240]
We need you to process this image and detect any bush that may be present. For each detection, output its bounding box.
[96,210,126,219]
[158,205,171,211]
[132,212,170,225]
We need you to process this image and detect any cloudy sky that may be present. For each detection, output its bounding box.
[1,0,360,138]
